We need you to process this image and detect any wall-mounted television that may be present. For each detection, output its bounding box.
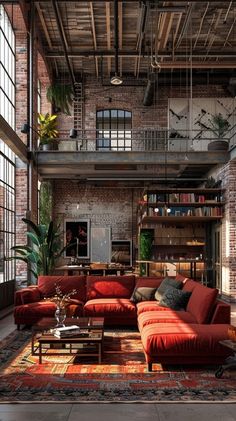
[64,219,90,258]
[111,240,132,266]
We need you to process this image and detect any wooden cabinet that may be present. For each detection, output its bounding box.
[137,188,224,282]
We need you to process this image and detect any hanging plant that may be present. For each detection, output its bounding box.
[46,84,74,115]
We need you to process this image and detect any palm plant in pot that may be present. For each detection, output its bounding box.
[38,113,58,150]
[207,113,230,151]
[9,218,74,284]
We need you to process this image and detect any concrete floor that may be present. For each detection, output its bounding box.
[0,307,235,420]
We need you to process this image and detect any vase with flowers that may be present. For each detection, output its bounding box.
[46,284,77,327]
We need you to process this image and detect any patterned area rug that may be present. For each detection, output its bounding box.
[0,329,236,402]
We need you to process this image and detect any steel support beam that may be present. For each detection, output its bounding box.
[45,50,236,59]
[51,0,76,90]
[0,116,28,163]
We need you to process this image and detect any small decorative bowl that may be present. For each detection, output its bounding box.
[228,326,236,342]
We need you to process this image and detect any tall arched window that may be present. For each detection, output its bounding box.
[96,109,132,151]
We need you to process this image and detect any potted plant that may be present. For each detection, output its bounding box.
[139,230,154,276]
[9,218,75,284]
[38,113,58,150]
[207,113,230,151]
[46,84,74,115]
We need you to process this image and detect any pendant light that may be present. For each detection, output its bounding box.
[110,0,123,85]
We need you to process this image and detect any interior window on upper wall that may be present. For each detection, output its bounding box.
[96,109,132,151]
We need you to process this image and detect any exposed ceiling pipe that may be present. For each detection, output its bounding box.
[110,0,122,85]
[51,0,76,92]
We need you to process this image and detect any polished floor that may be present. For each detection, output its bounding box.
[0,308,235,420]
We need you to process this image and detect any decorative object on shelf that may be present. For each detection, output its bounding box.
[38,113,58,150]
[9,218,74,284]
[46,84,74,115]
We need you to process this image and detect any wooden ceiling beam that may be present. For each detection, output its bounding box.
[118,1,123,76]
[89,2,99,78]
[105,2,111,76]
[45,50,236,59]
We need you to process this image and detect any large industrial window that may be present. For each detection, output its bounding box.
[0,5,15,127]
[0,6,15,283]
[96,109,132,150]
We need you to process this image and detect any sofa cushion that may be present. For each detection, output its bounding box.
[136,301,177,316]
[155,277,183,301]
[84,298,136,317]
[86,276,135,300]
[184,282,218,324]
[138,310,197,330]
[131,277,163,303]
[159,287,192,310]
[141,322,231,360]
[14,299,84,321]
[38,276,87,302]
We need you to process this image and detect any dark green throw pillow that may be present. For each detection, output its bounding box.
[130,286,157,303]
[155,277,182,302]
[159,286,192,310]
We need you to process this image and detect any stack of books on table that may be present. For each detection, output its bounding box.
[53,325,81,338]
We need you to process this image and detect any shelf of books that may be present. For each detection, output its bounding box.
[137,188,224,281]
[138,189,224,223]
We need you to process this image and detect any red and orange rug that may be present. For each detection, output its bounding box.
[0,329,236,402]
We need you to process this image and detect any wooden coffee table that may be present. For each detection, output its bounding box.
[31,317,104,364]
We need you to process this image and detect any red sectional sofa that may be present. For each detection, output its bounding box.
[14,274,232,368]
[136,277,232,369]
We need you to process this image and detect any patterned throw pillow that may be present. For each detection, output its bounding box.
[155,277,182,302]
[159,286,192,310]
[130,286,157,303]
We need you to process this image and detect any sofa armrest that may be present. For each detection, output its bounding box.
[210,300,231,324]
[14,287,41,306]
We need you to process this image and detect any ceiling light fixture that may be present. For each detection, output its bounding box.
[110,0,123,85]
[110,74,123,86]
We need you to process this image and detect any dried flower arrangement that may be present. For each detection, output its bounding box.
[46,284,77,309]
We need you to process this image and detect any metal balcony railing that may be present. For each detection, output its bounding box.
[40,128,235,152]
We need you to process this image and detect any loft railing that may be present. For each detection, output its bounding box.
[39,128,235,152]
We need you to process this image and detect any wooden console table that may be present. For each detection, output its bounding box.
[55,265,129,276]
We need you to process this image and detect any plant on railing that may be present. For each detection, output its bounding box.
[38,113,58,145]
[208,113,230,138]
[9,219,74,283]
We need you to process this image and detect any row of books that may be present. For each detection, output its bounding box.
[146,206,222,217]
[145,193,222,204]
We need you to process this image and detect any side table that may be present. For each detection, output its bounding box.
[215,340,236,378]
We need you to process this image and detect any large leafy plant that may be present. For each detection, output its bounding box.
[46,84,74,115]
[11,218,70,282]
[38,113,58,145]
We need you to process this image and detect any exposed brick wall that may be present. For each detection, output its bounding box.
[52,182,142,264]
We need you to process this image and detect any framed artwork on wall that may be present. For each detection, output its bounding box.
[65,219,90,258]
[111,240,132,266]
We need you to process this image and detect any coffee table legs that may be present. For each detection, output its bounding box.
[37,341,102,364]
